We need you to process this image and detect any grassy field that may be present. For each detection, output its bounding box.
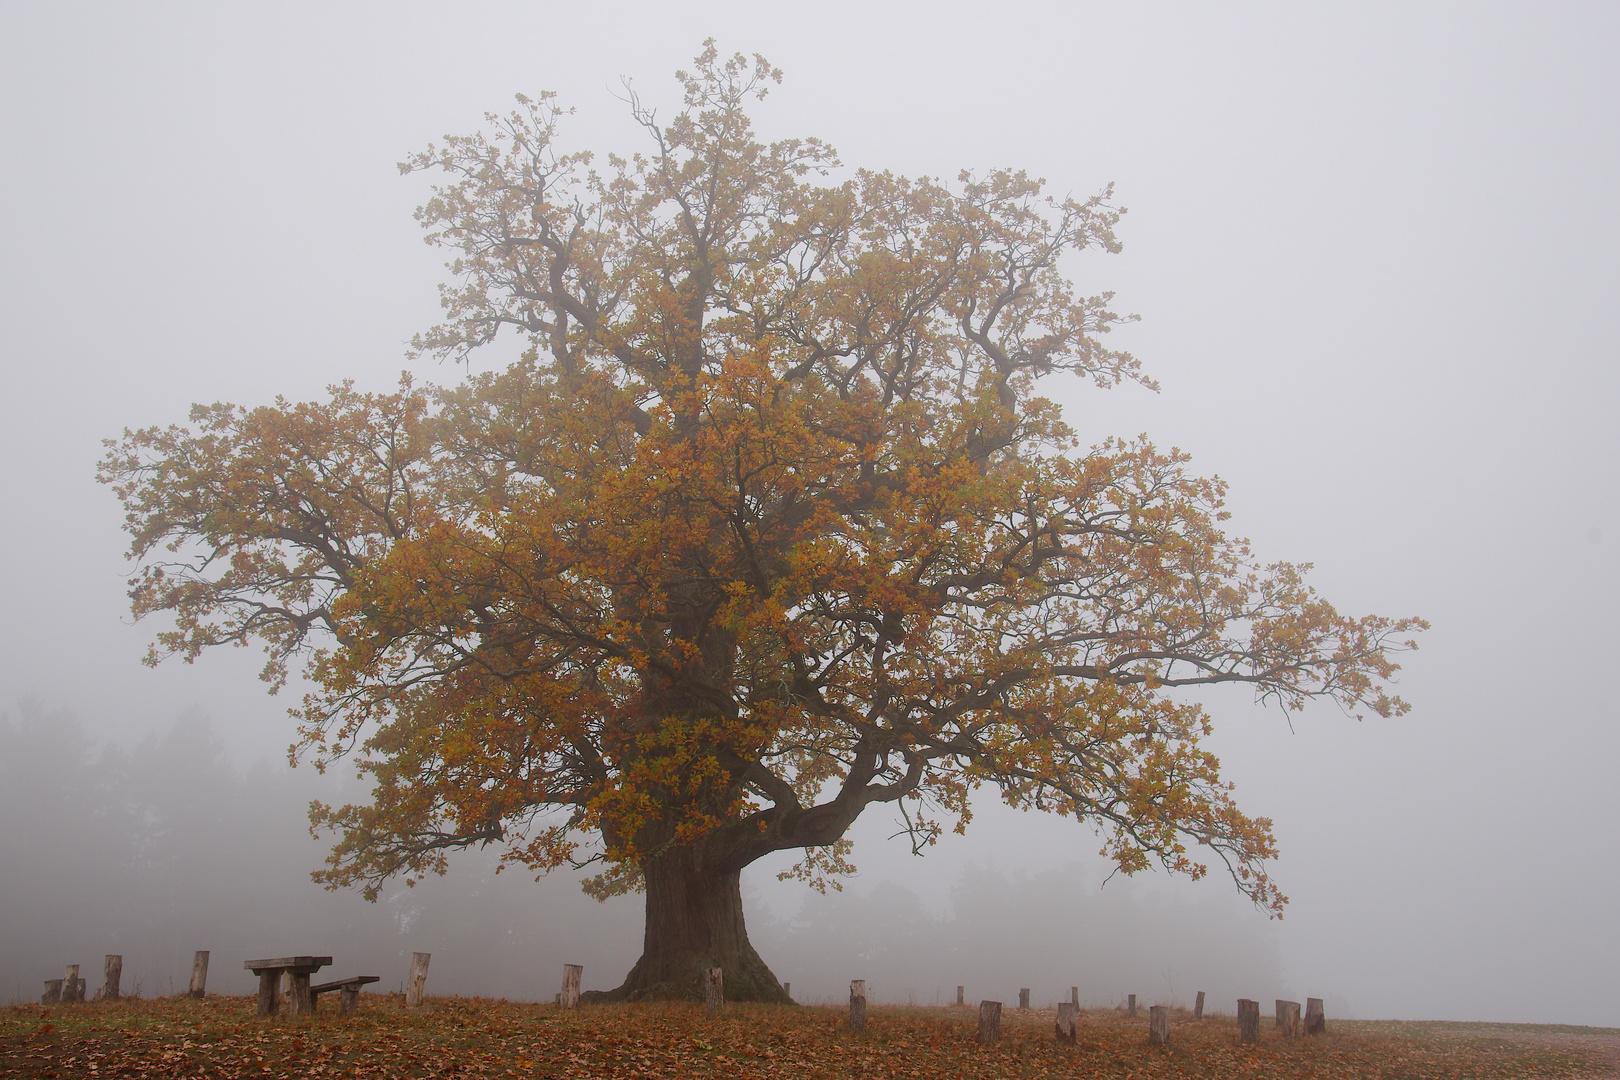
[3,994,1615,1079]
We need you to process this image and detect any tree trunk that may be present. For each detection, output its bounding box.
[588,845,788,1002]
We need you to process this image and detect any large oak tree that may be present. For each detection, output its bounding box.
[101,46,1423,1002]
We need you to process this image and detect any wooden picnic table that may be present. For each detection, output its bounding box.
[244,956,331,1017]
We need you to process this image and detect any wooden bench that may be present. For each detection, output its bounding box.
[244,956,331,1017]
[311,975,380,1015]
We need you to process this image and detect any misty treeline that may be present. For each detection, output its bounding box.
[2,700,1291,1009]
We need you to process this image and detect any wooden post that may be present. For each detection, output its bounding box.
[62,965,82,1004]
[560,963,582,1010]
[340,985,361,1015]
[956,985,965,1006]
[189,951,209,998]
[256,970,279,1017]
[849,979,866,1032]
[1149,1004,1170,1045]
[977,1000,1002,1044]
[1055,1001,1077,1044]
[1238,998,1259,1043]
[705,968,724,1015]
[782,981,790,1000]
[101,955,122,1001]
[1127,993,1136,1018]
[1275,999,1300,1036]
[41,979,63,1005]
[1305,997,1326,1035]
[1071,986,1079,1009]
[1018,987,1030,1010]
[1194,990,1205,1019]
[406,952,431,1009]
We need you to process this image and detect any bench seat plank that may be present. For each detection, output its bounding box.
[311,976,381,994]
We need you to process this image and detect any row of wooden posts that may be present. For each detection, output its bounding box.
[973,990,1328,1045]
[42,952,1327,1042]
[40,952,211,1005]
[937,987,1326,1045]
[553,965,1328,1046]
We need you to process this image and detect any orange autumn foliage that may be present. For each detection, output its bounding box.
[100,45,1422,928]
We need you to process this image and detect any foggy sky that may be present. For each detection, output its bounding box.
[1,2,1615,1025]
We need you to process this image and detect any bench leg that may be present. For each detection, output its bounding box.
[256,971,279,1017]
[340,987,359,1015]
[289,972,315,1017]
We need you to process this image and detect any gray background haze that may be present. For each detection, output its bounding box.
[1,2,1615,1024]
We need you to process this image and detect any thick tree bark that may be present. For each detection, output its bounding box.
[586,844,789,1003]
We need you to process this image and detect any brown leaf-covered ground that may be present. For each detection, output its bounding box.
[3,995,1615,1079]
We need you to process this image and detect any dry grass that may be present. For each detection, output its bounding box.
[3,994,1614,1078]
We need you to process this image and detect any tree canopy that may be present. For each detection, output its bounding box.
[101,45,1424,1000]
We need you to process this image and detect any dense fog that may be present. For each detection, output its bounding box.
[3,702,1292,1012]
[2,2,1616,1027]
